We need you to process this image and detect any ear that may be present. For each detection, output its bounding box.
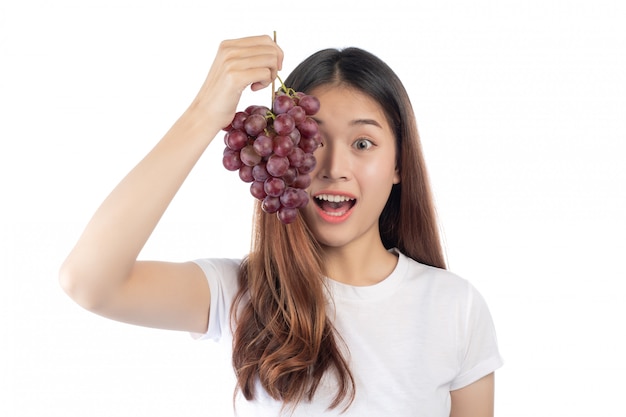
[393,167,400,184]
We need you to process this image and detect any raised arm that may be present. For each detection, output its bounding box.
[59,35,283,333]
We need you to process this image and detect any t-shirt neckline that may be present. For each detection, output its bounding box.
[324,250,409,301]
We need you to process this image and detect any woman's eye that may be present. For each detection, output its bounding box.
[353,138,374,150]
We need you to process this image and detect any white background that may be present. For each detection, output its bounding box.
[1,0,625,415]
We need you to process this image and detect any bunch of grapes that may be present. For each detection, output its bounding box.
[222,87,322,224]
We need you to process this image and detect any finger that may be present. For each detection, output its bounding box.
[219,36,283,72]
[220,53,281,91]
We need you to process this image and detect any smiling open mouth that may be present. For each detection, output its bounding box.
[314,194,356,217]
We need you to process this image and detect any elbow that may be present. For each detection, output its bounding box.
[58,260,108,312]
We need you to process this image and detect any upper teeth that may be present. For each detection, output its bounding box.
[315,194,355,203]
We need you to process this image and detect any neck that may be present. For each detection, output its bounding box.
[321,239,398,286]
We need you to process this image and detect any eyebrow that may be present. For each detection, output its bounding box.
[350,118,383,128]
[313,118,384,129]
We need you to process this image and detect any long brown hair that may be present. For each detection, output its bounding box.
[231,46,446,411]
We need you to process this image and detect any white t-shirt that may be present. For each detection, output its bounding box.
[193,251,503,416]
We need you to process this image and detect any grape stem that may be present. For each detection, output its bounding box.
[276,75,297,97]
[269,32,296,105]
[271,31,277,105]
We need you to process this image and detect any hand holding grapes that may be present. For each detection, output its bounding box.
[191,35,284,132]
[188,33,320,225]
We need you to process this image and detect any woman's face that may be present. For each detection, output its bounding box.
[302,84,400,250]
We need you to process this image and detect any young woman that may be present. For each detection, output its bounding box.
[60,35,502,416]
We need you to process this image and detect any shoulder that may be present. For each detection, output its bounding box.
[189,258,244,341]
[400,252,472,297]
[192,257,243,295]
[192,257,242,277]
[398,252,495,321]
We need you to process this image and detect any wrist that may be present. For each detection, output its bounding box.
[172,102,224,146]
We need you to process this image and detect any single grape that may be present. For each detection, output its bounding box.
[250,181,267,200]
[287,146,305,168]
[231,111,248,130]
[238,165,254,183]
[264,177,286,197]
[288,128,301,146]
[244,113,267,136]
[273,113,296,136]
[273,135,294,157]
[282,167,298,185]
[266,154,290,177]
[223,148,243,171]
[310,131,323,147]
[252,163,271,182]
[253,133,274,157]
[297,117,319,138]
[298,153,317,174]
[251,105,271,116]
[287,106,306,124]
[246,105,270,116]
[298,137,319,153]
[299,95,321,115]
[240,145,262,167]
[277,206,298,224]
[293,172,311,189]
[296,189,309,208]
[225,129,248,151]
[273,95,295,114]
[280,187,301,209]
[245,105,260,114]
[262,196,281,213]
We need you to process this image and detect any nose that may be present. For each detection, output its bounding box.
[314,142,350,181]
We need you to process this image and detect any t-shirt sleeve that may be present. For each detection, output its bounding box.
[450,282,504,391]
[189,258,241,342]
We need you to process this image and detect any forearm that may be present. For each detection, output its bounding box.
[60,106,220,306]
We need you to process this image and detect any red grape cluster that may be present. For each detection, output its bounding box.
[222,89,322,224]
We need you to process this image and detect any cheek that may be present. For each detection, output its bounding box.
[359,153,397,184]
[356,159,397,200]
[358,161,382,181]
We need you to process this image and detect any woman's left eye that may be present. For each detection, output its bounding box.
[353,138,374,150]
